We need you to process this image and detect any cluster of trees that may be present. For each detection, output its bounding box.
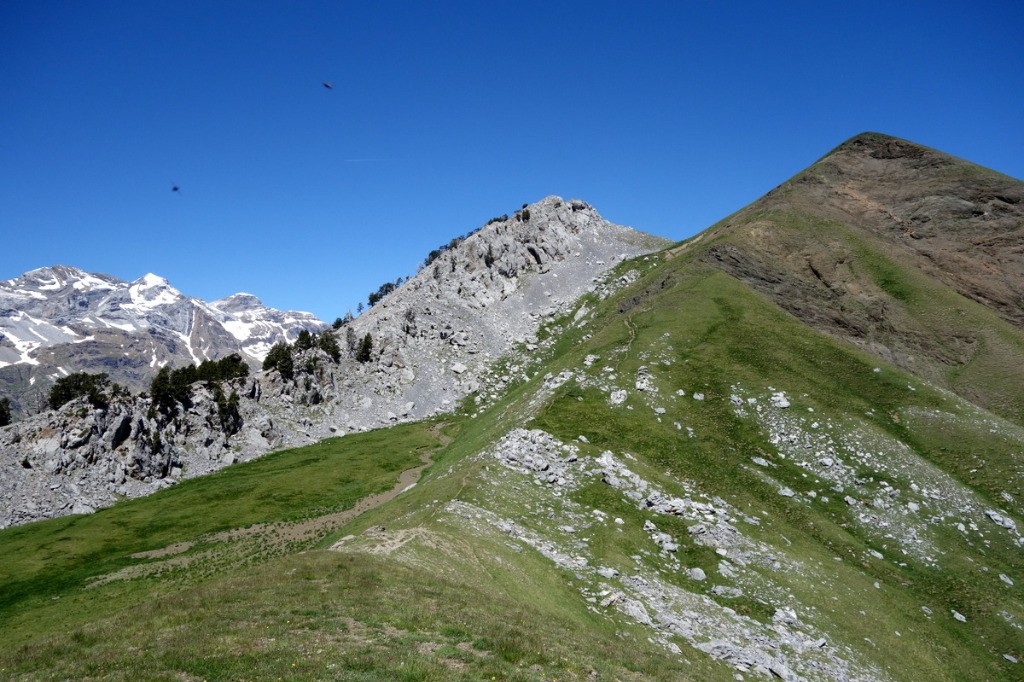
[296,329,341,361]
[150,354,249,417]
[263,329,343,380]
[263,342,295,380]
[367,277,410,308]
[212,384,242,435]
[422,225,485,269]
[32,356,248,431]
[47,372,125,411]
[147,356,246,436]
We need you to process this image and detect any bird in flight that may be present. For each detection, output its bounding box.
[171,183,181,195]
[322,81,333,89]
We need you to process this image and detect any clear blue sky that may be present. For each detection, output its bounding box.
[2,1,1021,322]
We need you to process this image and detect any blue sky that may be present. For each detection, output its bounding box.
[2,1,1021,322]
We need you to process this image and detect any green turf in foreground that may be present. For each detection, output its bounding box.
[0,420,443,625]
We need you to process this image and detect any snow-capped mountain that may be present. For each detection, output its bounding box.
[0,266,324,413]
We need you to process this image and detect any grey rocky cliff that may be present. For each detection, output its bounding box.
[311,196,667,433]
[0,196,669,527]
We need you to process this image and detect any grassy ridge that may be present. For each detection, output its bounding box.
[1,244,1022,679]
[521,254,1023,680]
[700,197,1024,426]
[0,414,706,680]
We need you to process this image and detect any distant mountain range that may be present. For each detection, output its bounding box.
[0,266,324,413]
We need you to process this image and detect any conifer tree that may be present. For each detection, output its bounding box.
[263,342,295,380]
[317,331,342,362]
[295,329,314,351]
[355,333,373,363]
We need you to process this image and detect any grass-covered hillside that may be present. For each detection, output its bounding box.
[1,134,1022,680]
[693,132,1024,424]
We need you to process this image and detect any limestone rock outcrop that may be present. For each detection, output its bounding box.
[0,196,669,527]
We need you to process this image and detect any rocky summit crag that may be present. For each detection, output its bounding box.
[0,197,667,527]
[0,137,1022,681]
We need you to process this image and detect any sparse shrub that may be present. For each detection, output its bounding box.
[368,281,397,307]
[424,249,444,267]
[402,308,417,335]
[484,244,496,268]
[0,398,11,427]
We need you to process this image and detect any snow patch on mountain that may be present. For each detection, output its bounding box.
[125,274,182,313]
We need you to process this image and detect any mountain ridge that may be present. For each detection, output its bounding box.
[0,196,668,527]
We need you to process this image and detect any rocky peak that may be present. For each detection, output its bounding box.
[321,195,668,432]
[210,293,265,313]
[701,131,1024,420]
[0,196,669,526]
[4,265,118,295]
[125,273,184,311]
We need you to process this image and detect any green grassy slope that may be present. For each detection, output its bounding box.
[4,246,1019,675]
[2,235,1023,678]
[690,132,1024,426]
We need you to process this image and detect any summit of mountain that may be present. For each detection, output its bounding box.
[690,131,1024,422]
